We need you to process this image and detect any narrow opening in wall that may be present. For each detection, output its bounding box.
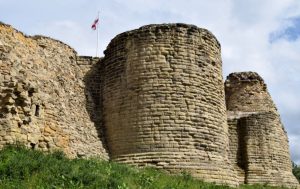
[28,89,34,97]
[35,105,40,117]
[30,143,36,149]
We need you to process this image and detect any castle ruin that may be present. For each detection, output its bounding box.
[0,22,299,187]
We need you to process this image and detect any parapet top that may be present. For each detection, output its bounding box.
[108,23,220,47]
[225,72,265,84]
[0,21,77,55]
[31,35,77,54]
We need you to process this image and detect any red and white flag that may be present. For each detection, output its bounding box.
[91,18,99,30]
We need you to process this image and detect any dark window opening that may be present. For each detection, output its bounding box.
[30,143,36,149]
[35,105,40,117]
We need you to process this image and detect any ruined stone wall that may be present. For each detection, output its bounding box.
[102,24,237,186]
[225,72,277,112]
[1,22,298,188]
[0,23,108,159]
[225,72,299,187]
[241,112,298,186]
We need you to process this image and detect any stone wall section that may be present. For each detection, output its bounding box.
[79,56,109,158]
[241,112,298,186]
[225,72,277,112]
[0,23,108,159]
[0,22,298,188]
[225,72,299,187]
[227,117,246,184]
[102,24,238,186]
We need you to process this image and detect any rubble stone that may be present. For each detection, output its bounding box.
[0,23,108,159]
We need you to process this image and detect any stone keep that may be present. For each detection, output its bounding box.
[102,24,237,185]
[0,22,299,188]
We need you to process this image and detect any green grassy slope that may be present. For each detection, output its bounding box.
[0,145,291,189]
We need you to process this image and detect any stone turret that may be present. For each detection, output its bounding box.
[225,72,277,113]
[101,23,237,186]
[225,72,299,187]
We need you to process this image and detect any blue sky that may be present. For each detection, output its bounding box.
[1,0,300,164]
[270,16,300,42]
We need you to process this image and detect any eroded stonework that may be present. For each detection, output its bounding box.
[0,22,298,187]
[102,24,237,186]
[0,23,108,159]
[226,72,299,187]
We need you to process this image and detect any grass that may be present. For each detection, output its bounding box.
[292,162,300,183]
[0,145,291,189]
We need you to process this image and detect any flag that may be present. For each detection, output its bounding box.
[91,18,99,30]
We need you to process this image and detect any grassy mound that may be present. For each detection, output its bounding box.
[0,145,289,189]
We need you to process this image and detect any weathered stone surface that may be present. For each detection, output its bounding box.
[226,72,299,188]
[0,23,108,159]
[0,22,298,188]
[102,23,237,186]
[225,72,277,112]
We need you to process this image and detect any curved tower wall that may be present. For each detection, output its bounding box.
[225,72,299,187]
[225,72,277,112]
[241,112,298,186]
[102,24,237,186]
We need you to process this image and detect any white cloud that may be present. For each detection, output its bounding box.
[290,135,300,164]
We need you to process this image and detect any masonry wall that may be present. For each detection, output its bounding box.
[0,23,108,159]
[225,72,277,113]
[225,72,299,188]
[241,112,298,186]
[102,24,238,186]
[227,117,246,184]
[1,22,299,188]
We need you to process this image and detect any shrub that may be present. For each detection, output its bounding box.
[292,162,300,182]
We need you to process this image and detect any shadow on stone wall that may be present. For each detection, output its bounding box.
[83,59,110,158]
[236,118,247,183]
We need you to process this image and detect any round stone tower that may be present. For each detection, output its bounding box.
[102,24,237,186]
[225,72,299,188]
[225,72,277,113]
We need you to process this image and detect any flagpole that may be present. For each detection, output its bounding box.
[96,11,99,57]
